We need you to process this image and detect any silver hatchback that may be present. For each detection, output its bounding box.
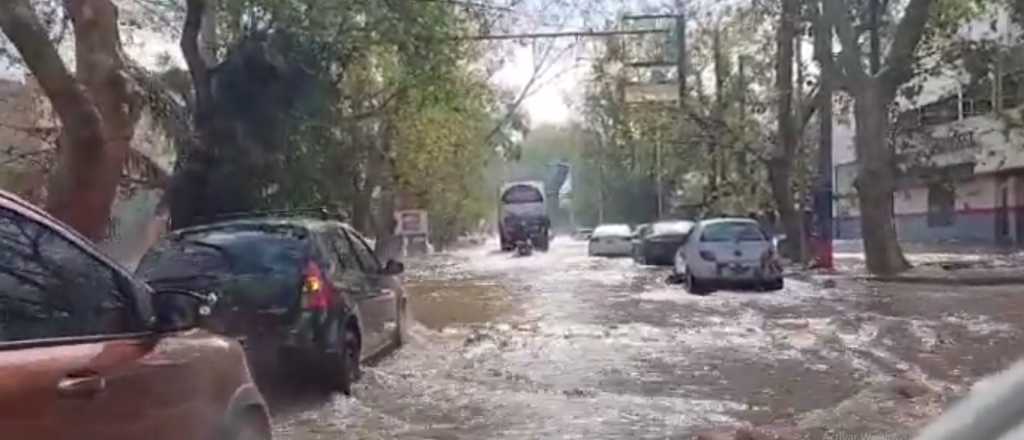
[671,218,783,294]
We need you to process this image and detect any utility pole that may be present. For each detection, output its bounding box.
[598,156,606,224]
[676,0,687,107]
[619,10,681,221]
[814,1,834,269]
[737,54,752,197]
[708,23,724,208]
[655,131,663,219]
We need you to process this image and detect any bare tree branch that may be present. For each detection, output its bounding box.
[823,0,868,86]
[181,0,212,121]
[879,0,934,92]
[0,0,104,153]
[812,1,850,87]
[799,87,822,130]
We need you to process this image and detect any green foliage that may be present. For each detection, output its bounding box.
[183,0,505,243]
[577,5,785,225]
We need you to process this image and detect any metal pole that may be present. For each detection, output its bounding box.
[456,28,669,41]
[656,136,663,219]
[814,0,834,269]
[676,0,687,107]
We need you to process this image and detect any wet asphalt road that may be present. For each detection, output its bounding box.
[268,237,1022,440]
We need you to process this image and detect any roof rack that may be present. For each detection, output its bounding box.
[198,207,349,223]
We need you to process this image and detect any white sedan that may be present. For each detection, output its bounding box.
[672,218,783,294]
[588,224,633,257]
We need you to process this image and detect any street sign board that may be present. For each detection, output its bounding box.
[396,210,428,236]
[624,82,677,103]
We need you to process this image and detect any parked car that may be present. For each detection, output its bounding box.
[671,218,783,294]
[136,214,407,395]
[588,224,633,257]
[572,227,595,241]
[0,190,272,440]
[629,223,652,260]
[633,220,695,266]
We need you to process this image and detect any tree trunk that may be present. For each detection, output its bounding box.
[821,0,930,275]
[349,122,373,233]
[0,0,140,241]
[199,0,218,65]
[372,123,401,260]
[65,0,143,241]
[854,86,910,275]
[869,0,881,74]
[768,158,805,260]
[351,175,372,233]
[771,0,807,261]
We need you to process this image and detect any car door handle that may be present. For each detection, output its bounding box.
[57,373,106,399]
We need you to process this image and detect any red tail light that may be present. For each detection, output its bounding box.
[302,261,331,310]
[699,250,717,262]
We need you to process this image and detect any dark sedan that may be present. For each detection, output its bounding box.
[137,215,407,395]
[633,220,695,266]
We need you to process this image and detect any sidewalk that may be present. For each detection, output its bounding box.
[825,240,1024,286]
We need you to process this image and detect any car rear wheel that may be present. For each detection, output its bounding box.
[330,326,361,395]
[222,408,272,440]
[686,272,712,296]
[765,278,784,291]
[534,231,549,251]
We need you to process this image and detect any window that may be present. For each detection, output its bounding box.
[0,208,138,343]
[138,229,306,282]
[324,229,360,271]
[651,221,694,237]
[501,186,543,204]
[345,230,381,274]
[700,222,768,242]
[927,184,956,227]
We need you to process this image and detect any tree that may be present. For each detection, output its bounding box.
[770,0,808,261]
[821,0,932,274]
[0,0,143,241]
[167,0,508,252]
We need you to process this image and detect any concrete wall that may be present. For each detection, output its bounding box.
[836,212,999,244]
[837,174,1024,245]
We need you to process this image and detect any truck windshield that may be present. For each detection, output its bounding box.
[502,186,543,204]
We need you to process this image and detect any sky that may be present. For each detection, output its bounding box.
[487,0,747,127]
[492,45,589,127]
[0,0,688,127]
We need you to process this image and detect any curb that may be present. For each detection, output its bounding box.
[862,274,1024,287]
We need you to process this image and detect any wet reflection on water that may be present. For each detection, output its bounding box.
[267,238,1018,440]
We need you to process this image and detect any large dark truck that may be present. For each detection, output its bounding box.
[498,181,551,252]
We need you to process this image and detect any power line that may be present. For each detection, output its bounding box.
[622,14,678,20]
[413,0,513,12]
[455,29,669,41]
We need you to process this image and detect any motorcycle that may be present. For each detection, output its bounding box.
[507,217,542,256]
[515,239,533,256]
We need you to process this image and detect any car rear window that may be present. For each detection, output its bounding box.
[700,222,767,242]
[651,221,694,236]
[501,185,543,204]
[137,227,308,282]
[593,225,631,237]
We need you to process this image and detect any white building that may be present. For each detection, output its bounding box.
[833,6,1024,246]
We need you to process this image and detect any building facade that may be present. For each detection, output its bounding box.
[833,7,1024,246]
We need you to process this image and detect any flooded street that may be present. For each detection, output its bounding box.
[270,238,1023,440]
